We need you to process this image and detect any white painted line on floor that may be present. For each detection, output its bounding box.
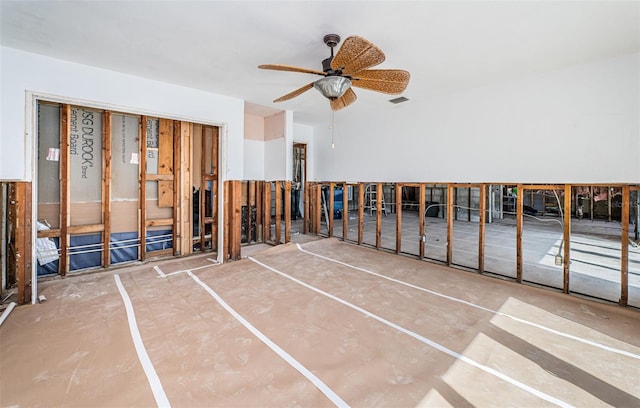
[156,263,219,278]
[114,274,171,408]
[153,266,166,278]
[296,244,640,361]
[186,270,349,408]
[206,258,219,264]
[249,256,573,408]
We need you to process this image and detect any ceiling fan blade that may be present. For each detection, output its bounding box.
[259,64,327,76]
[351,69,410,94]
[330,88,357,111]
[331,36,385,75]
[273,82,315,102]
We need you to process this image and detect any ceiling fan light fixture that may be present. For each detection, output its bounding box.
[313,76,351,100]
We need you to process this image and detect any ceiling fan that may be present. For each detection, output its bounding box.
[259,34,410,111]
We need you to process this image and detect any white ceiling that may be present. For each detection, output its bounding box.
[1,1,638,126]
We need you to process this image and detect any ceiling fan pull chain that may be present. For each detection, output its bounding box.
[331,110,335,149]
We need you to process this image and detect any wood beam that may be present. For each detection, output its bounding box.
[446,184,453,265]
[68,224,104,234]
[248,181,256,243]
[620,185,629,306]
[328,183,334,237]
[314,184,322,235]
[199,125,206,252]
[102,111,112,267]
[230,180,242,259]
[419,183,425,259]
[179,121,192,257]
[284,181,291,243]
[172,120,180,256]
[479,184,486,273]
[223,180,230,259]
[563,185,571,294]
[12,183,32,304]
[60,104,70,276]
[264,182,272,242]
[516,184,524,283]
[158,119,174,208]
[396,183,402,254]
[275,182,282,244]
[376,182,382,249]
[303,181,309,234]
[343,184,349,241]
[358,183,364,245]
[139,116,147,261]
[256,181,264,243]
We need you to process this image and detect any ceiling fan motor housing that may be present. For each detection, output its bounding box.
[322,34,341,73]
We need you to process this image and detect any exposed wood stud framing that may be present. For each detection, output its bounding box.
[10,182,33,304]
[303,181,310,234]
[60,104,70,276]
[516,184,524,283]
[256,181,264,243]
[264,182,272,242]
[284,181,291,243]
[358,183,364,245]
[376,182,382,249]
[343,184,349,241]
[139,116,147,261]
[419,183,425,259]
[275,182,282,244]
[179,121,192,257]
[563,184,571,294]
[620,185,629,306]
[230,180,242,259]
[396,183,402,254]
[328,183,334,237]
[172,120,181,256]
[158,119,174,208]
[478,184,486,273]
[102,111,112,267]
[223,180,230,259]
[314,184,322,235]
[446,184,453,265]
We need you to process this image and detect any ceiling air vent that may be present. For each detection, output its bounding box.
[389,96,409,104]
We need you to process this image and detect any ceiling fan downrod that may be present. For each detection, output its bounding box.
[321,34,341,73]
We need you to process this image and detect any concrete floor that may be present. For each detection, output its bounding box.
[2,238,639,407]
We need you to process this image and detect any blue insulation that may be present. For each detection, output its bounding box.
[36,229,172,276]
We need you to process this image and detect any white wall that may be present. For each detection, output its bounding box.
[264,138,286,181]
[244,113,265,180]
[315,53,640,184]
[0,46,245,181]
[263,112,286,180]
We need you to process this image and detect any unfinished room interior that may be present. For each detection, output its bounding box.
[1,1,639,407]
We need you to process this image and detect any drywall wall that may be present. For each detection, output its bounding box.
[0,46,245,181]
[314,53,640,184]
[244,113,265,180]
[264,112,286,180]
